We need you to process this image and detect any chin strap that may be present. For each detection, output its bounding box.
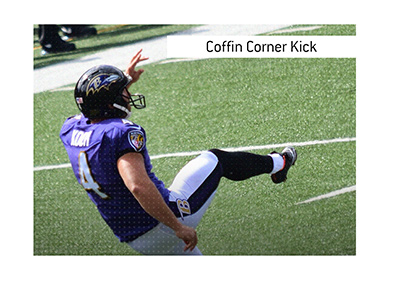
[113,103,131,119]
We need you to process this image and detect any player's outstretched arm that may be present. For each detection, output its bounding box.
[125,49,149,89]
[117,152,197,251]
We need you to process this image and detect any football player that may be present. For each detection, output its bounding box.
[60,49,297,255]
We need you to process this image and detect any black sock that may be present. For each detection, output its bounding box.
[209,149,273,181]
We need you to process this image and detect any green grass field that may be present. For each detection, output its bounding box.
[34,25,356,255]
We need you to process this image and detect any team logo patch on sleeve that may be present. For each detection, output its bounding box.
[128,130,145,152]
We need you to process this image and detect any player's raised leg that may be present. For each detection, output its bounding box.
[209,146,297,183]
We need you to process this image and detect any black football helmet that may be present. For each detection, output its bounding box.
[74,65,146,119]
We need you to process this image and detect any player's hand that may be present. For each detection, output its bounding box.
[125,49,149,87]
[175,224,198,252]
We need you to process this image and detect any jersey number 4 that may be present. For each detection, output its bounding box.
[78,151,110,199]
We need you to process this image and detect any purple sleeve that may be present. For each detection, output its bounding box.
[117,125,146,158]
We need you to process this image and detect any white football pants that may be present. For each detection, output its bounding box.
[127,151,220,255]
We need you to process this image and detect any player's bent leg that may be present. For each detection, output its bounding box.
[128,148,297,255]
[169,190,217,229]
[168,151,222,224]
[128,152,221,255]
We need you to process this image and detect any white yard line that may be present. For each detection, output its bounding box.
[296,185,356,205]
[34,163,72,171]
[266,25,323,35]
[33,137,355,172]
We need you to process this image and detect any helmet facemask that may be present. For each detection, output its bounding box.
[113,89,146,119]
[128,92,146,110]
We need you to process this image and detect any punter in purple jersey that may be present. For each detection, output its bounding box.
[60,49,297,255]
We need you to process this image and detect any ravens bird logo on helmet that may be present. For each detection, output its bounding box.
[86,74,120,96]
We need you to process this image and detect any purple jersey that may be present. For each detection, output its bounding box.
[60,114,170,242]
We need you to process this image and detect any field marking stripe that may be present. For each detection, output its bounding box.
[295,185,356,205]
[266,25,323,35]
[34,163,73,171]
[33,137,355,172]
[149,137,356,159]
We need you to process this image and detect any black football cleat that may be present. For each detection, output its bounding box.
[41,37,76,55]
[271,146,297,184]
